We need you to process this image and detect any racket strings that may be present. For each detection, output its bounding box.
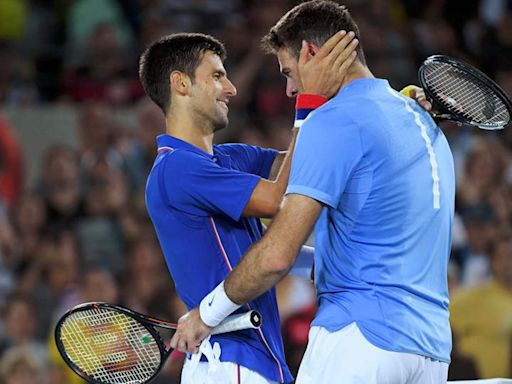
[424,62,510,126]
[60,308,162,383]
[426,65,502,120]
[428,66,505,122]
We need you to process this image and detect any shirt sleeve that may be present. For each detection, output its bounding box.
[161,150,260,221]
[286,107,362,208]
[218,144,278,178]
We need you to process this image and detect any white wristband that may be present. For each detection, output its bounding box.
[199,281,241,327]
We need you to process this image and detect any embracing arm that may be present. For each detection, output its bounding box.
[242,128,298,218]
[169,194,322,353]
[227,194,322,302]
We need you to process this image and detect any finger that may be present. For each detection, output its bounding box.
[315,30,347,59]
[333,38,359,69]
[414,87,426,100]
[327,32,357,64]
[298,40,309,65]
[170,333,179,350]
[185,339,200,354]
[335,50,357,78]
[419,99,433,111]
[178,337,188,353]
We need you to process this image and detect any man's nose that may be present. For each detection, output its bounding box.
[286,79,298,98]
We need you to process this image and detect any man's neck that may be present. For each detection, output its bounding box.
[165,110,214,154]
[339,62,374,90]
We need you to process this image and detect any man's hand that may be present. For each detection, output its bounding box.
[170,307,212,354]
[298,30,359,98]
[400,85,432,111]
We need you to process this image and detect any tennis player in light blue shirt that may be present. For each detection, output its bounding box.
[287,77,455,372]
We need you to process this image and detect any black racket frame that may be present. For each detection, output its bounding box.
[418,54,512,130]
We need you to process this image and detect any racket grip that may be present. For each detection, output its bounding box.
[211,310,262,335]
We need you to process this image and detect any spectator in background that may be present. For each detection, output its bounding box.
[65,0,135,65]
[0,114,23,209]
[62,23,143,104]
[0,294,48,366]
[0,346,47,384]
[457,138,506,212]
[448,333,480,381]
[77,154,128,274]
[0,0,39,105]
[38,145,85,235]
[76,101,118,156]
[117,98,167,198]
[450,236,512,378]
[459,204,497,286]
[16,230,80,340]
[119,238,168,314]
[10,192,46,264]
[77,101,150,194]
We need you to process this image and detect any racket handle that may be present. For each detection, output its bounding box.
[211,310,262,335]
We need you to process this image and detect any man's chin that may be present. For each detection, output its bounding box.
[213,118,228,132]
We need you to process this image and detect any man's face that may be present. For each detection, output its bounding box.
[189,51,237,131]
[277,47,299,98]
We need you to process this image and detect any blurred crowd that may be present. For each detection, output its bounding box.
[0,0,512,383]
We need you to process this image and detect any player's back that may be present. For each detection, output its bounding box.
[298,78,455,362]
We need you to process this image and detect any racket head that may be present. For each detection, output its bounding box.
[418,55,512,130]
[55,302,167,384]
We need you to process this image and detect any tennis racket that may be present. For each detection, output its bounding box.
[55,302,262,384]
[418,54,512,130]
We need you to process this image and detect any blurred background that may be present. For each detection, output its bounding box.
[0,0,511,383]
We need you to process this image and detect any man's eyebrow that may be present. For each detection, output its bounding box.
[214,69,227,76]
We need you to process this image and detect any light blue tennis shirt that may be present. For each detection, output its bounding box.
[286,78,455,362]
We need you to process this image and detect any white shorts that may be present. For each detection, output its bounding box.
[181,359,278,384]
[296,322,449,384]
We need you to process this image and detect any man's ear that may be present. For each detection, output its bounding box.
[306,42,320,57]
[170,71,191,95]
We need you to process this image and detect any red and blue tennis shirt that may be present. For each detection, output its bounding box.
[145,134,293,383]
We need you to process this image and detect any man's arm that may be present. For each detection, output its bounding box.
[269,151,287,181]
[169,194,322,353]
[228,194,322,302]
[242,128,298,218]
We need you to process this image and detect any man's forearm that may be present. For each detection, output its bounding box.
[269,127,297,187]
[200,190,321,327]
[225,195,321,304]
[224,231,293,304]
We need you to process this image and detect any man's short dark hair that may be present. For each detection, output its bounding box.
[139,33,226,114]
[262,0,365,65]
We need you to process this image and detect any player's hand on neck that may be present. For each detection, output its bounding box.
[296,31,373,99]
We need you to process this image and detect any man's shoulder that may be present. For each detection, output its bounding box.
[303,100,358,132]
[153,148,212,176]
[214,142,263,155]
